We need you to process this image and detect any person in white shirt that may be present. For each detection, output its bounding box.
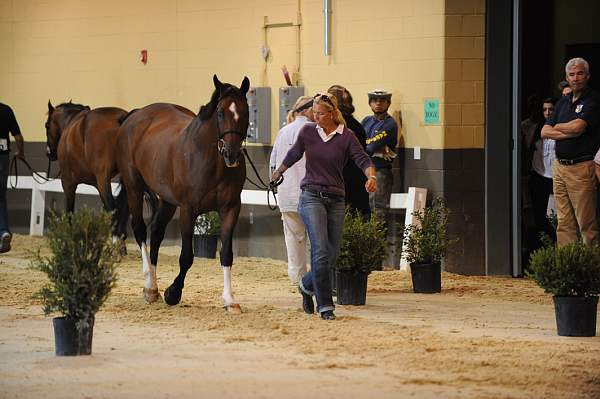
[269,96,314,284]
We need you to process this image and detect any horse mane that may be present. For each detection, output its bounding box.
[56,102,89,112]
[198,84,245,121]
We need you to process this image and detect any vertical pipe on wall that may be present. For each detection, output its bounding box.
[324,0,331,55]
[511,0,522,277]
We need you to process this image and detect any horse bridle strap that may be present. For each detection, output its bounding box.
[218,130,245,140]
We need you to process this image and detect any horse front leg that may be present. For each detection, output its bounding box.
[164,206,194,306]
[220,204,242,313]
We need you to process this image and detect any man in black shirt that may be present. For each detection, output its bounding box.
[542,58,600,246]
[0,103,25,253]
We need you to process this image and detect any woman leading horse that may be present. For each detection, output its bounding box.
[116,75,250,312]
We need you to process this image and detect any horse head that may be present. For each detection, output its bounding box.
[45,100,90,161]
[212,75,250,168]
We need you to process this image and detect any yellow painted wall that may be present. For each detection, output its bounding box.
[0,0,484,149]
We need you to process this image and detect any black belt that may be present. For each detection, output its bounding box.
[303,186,344,199]
[557,155,594,166]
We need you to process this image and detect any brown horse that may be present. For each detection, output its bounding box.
[45,101,130,238]
[116,75,250,311]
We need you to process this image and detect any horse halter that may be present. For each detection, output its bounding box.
[217,130,246,155]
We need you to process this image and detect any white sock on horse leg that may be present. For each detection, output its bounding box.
[140,243,157,290]
[222,266,235,305]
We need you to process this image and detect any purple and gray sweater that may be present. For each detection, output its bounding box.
[282,122,373,197]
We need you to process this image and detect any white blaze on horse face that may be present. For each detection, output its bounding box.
[222,266,235,306]
[140,243,157,290]
[228,102,239,122]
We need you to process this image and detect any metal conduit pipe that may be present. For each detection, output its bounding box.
[324,0,331,55]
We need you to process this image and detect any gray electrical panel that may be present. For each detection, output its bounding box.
[246,87,271,144]
[279,86,305,129]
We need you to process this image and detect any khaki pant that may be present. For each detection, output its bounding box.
[281,211,308,283]
[552,160,598,246]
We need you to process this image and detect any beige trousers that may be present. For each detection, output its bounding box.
[552,160,598,246]
[281,211,308,283]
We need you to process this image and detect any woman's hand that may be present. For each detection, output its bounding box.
[365,176,377,193]
[271,169,283,183]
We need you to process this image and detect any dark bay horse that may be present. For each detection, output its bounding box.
[116,75,250,312]
[45,101,130,238]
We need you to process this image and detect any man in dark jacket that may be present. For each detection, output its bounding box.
[361,89,398,221]
[0,103,25,253]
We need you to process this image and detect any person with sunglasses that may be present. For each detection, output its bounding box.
[270,93,377,320]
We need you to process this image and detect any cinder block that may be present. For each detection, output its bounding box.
[445,81,474,103]
[462,15,484,36]
[445,37,479,59]
[445,15,463,37]
[444,59,462,81]
[474,81,485,102]
[443,104,462,126]
[461,103,484,125]
[461,59,484,80]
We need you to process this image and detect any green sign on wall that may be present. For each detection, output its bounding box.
[424,98,440,125]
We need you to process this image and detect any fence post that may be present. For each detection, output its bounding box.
[29,173,46,236]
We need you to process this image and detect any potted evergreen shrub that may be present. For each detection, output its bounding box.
[401,197,455,293]
[193,211,220,258]
[527,239,600,337]
[335,210,388,305]
[33,207,121,356]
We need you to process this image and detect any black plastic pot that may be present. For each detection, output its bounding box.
[553,296,598,337]
[52,316,94,356]
[336,271,369,305]
[193,234,218,258]
[410,261,441,293]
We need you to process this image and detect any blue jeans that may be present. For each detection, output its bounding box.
[298,190,345,314]
[0,153,9,234]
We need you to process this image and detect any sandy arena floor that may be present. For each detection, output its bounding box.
[1,234,599,399]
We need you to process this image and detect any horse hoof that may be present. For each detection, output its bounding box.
[143,288,162,304]
[164,286,182,306]
[224,303,242,314]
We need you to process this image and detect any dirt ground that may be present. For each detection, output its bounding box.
[1,234,599,399]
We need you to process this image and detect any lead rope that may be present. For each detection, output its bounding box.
[8,156,55,188]
[241,147,283,211]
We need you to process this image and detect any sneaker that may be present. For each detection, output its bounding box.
[320,310,336,320]
[0,232,12,253]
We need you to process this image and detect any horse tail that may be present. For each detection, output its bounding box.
[114,182,130,239]
[118,108,139,125]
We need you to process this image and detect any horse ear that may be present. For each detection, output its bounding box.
[240,76,250,94]
[68,99,72,104]
[48,100,54,113]
[213,74,222,90]
[85,106,91,111]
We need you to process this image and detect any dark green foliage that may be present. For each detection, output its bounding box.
[336,210,388,274]
[401,197,456,264]
[33,208,121,320]
[194,211,221,236]
[527,240,600,297]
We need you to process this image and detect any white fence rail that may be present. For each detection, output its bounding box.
[8,175,426,270]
